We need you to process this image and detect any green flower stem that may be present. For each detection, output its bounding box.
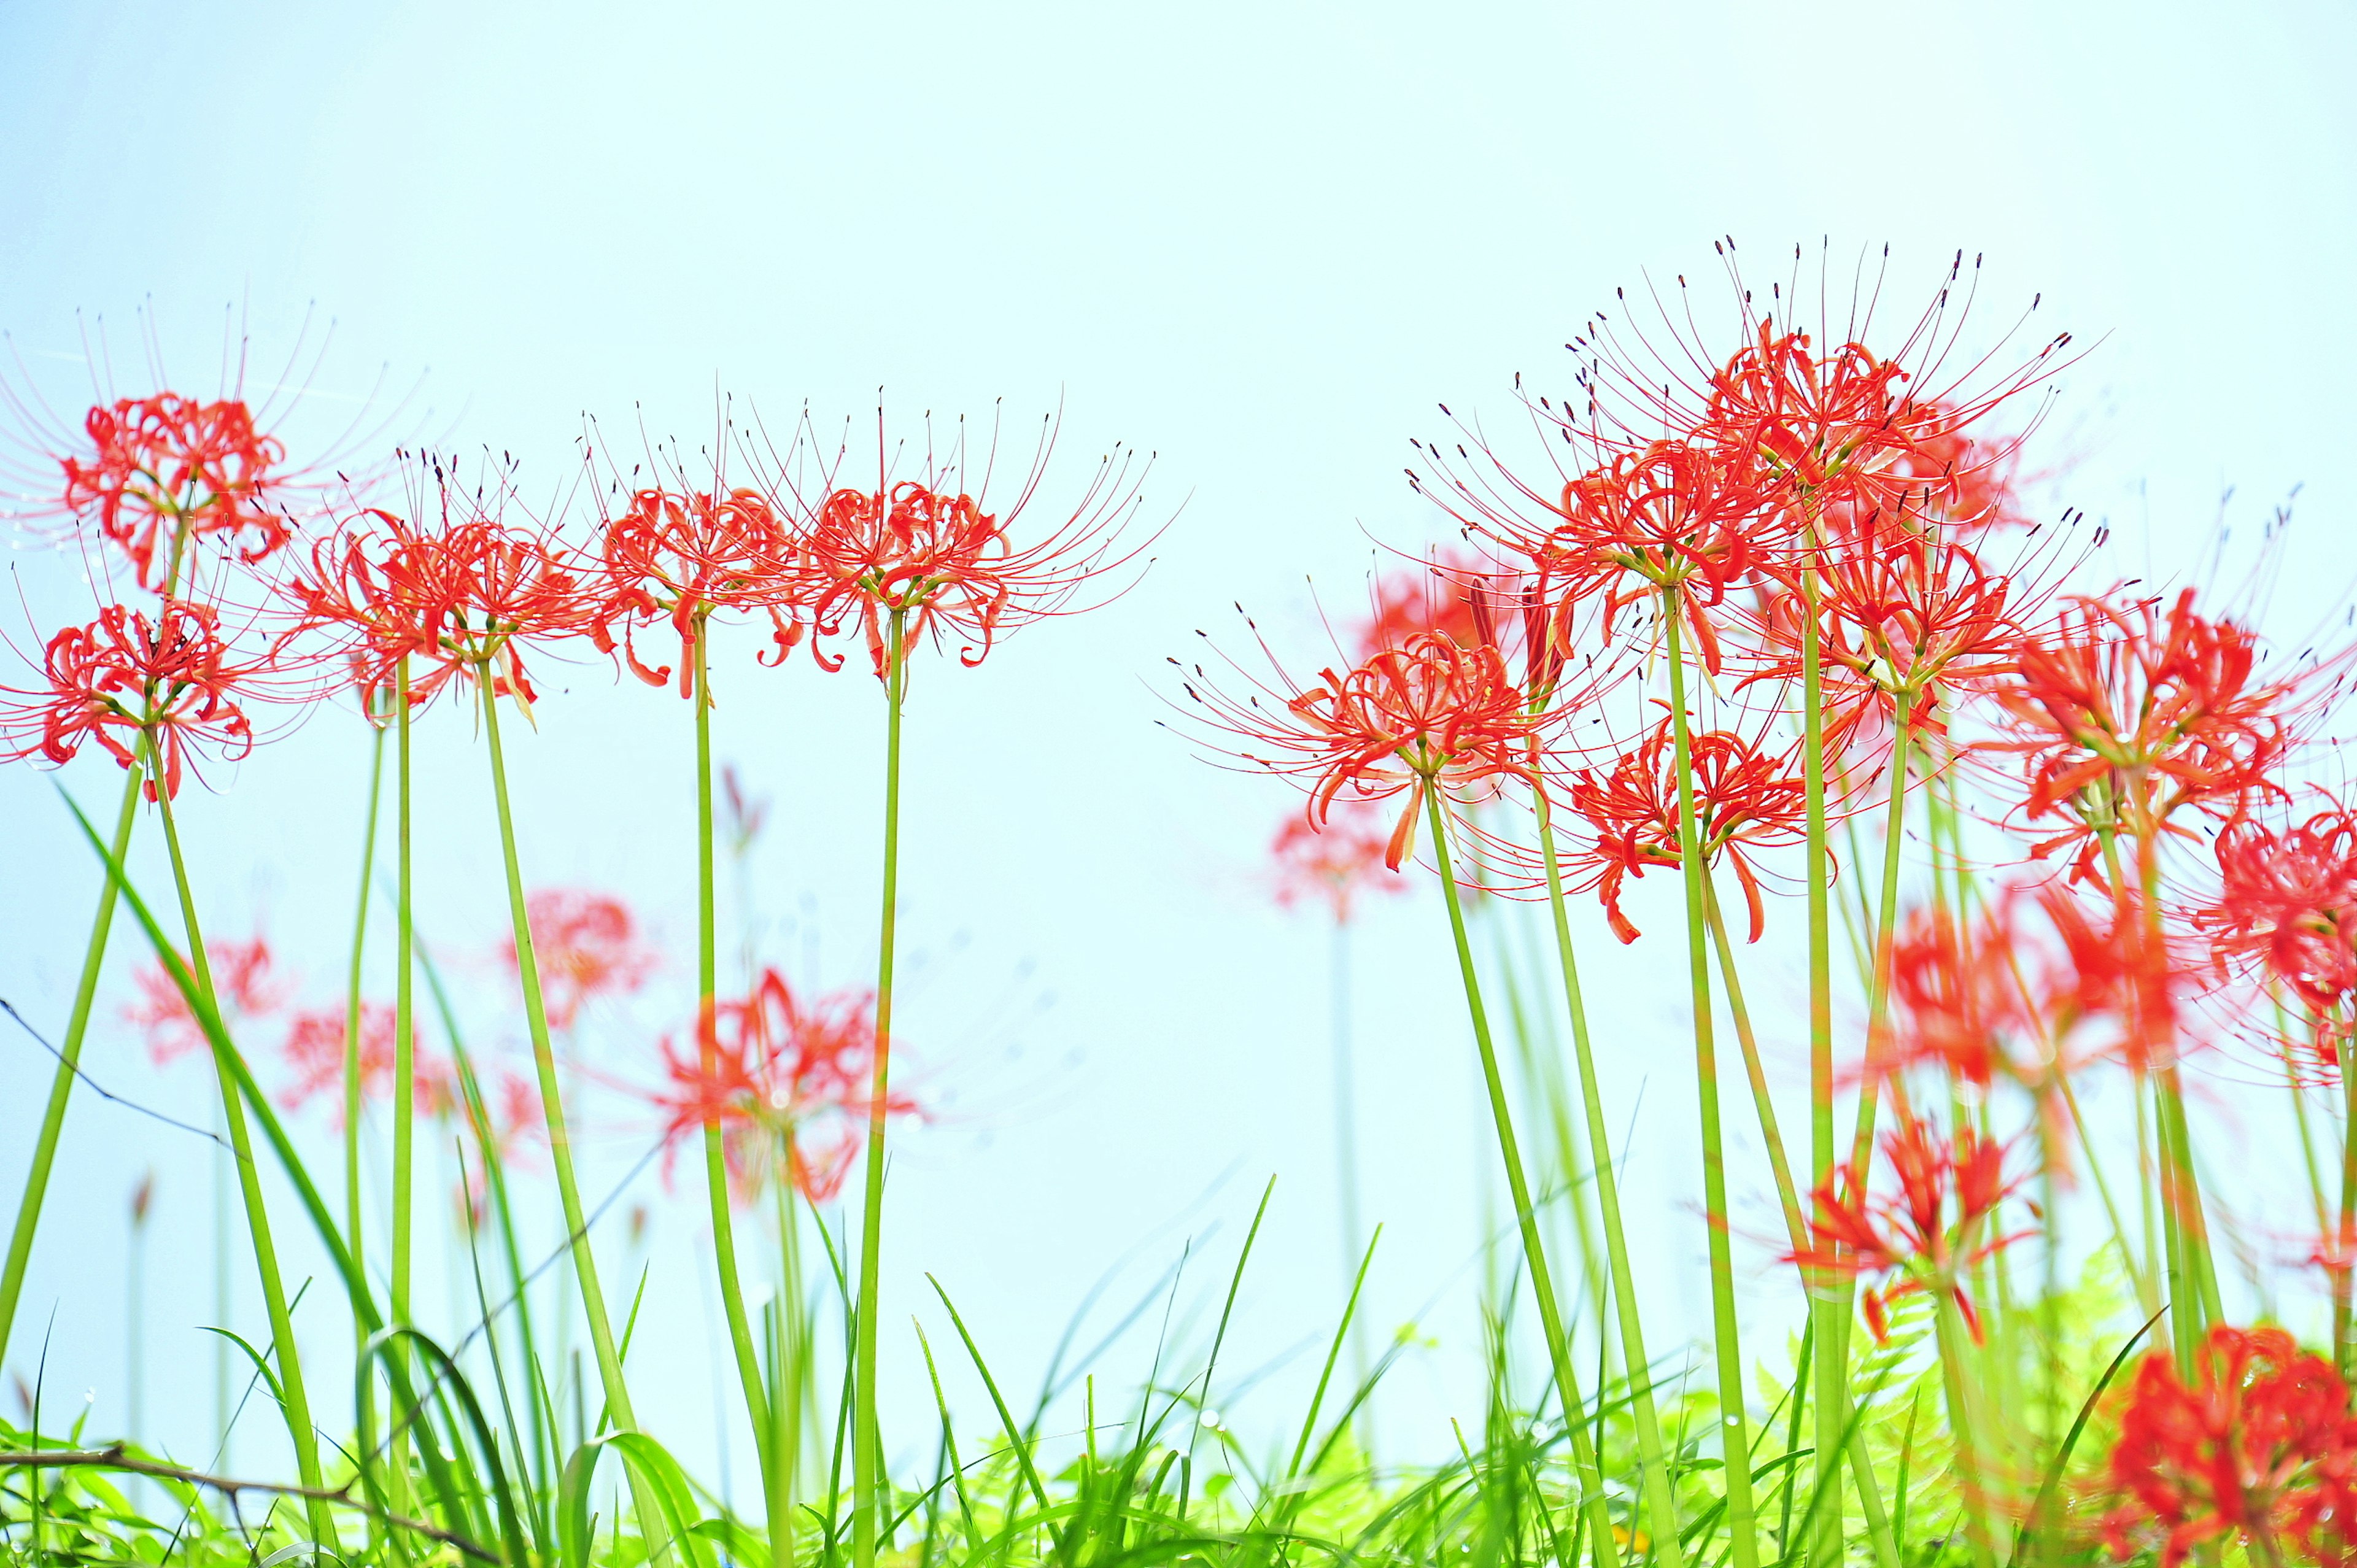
[1932,1290,1998,1568]
[1424,785,1622,1568]
[393,664,416,1345]
[343,716,390,1555]
[1701,872,1805,1251]
[1531,787,1686,1567]
[344,723,388,1296]
[478,671,671,1559]
[0,763,144,1364]
[692,631,780,1534]
[1329,913,1378,1442]
[1659,590,1759,1568]
[152,776,333,1545]
[770,1185,807,1568]
[852,609,910,1568]
[1797,576,1849,1568]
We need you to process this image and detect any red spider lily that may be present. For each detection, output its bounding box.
[53,394,290,590]
[1268,800,1406,924]
[2200,804,2357,1021]
[1530,439,1787,674]
[587,486,802,694]
[500,890,658,1033]
[277,1002,451,1118]
[1558,715,1805,943]
[1697,320,1922,505]
[1986,587,2323,883]
[1744,511,2028,759]
[1787,1112,2022,1344]
[122,935,290,1065]
[654,968,913,1206]
[2104,1324,2357,1567]
[277,505,468,713]
[285,454,590,711]
[789,415,1150,679]
[1180,627,1542,873]
[0,600,260,800]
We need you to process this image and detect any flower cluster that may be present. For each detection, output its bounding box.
[2105,1325,2357,1567]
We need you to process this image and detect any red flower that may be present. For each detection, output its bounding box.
[1558,715,1805,943]
[1746,513,2027,759]
[654,968,911,1205]
[2104,1324,2357,1567]
[793,417,1149,679]
[278,1002,449,1118]
[1531,439,1787,674]
[56,394,290,591]
[1268,800,1406,924]
[278,505,467,713]
[122,935,289,1065]
[587,485,802,693]
[2200,805,2357,1021]
[1182,628,1542,872]
[1787,1112,2021,1344]
[1987,587,2315,882]
[1,600,259,800]
[500,890,658,1033]
[283,456,590,712]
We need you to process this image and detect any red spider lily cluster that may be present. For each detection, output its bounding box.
[654,968,913,1206]
[2105,1326,2357,1566]
[1192,247,2357,1556]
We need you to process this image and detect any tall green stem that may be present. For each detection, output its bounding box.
[478,671,672,1557]
[393,665,415,1343]
[1797,574,1851,1568]
[0,765,143,1364]
[345,724,388,1291]
[1533,791,1686,1566]
[693,631,781,1548]
[1329,914,1376,1450]
[852,610,910,1568]
[153,779,334,1544]
[1425,786,1622,1568]
[1660,590,1760,1568]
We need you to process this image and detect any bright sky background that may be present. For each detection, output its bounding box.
[4,0,2355,1498]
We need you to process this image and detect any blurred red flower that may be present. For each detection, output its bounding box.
[500,890,658,1033]
[1787,1112,2021,1344]
[655,968,912,1205]
[2104,1324,2357,1567]
[1268,801,1405,924]
[122,935,289,1065]
[279,1002,450,1118]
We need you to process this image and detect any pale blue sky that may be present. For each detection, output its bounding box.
[3,0,2354,1494]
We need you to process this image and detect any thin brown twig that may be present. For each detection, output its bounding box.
[0,1446,498,1562]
